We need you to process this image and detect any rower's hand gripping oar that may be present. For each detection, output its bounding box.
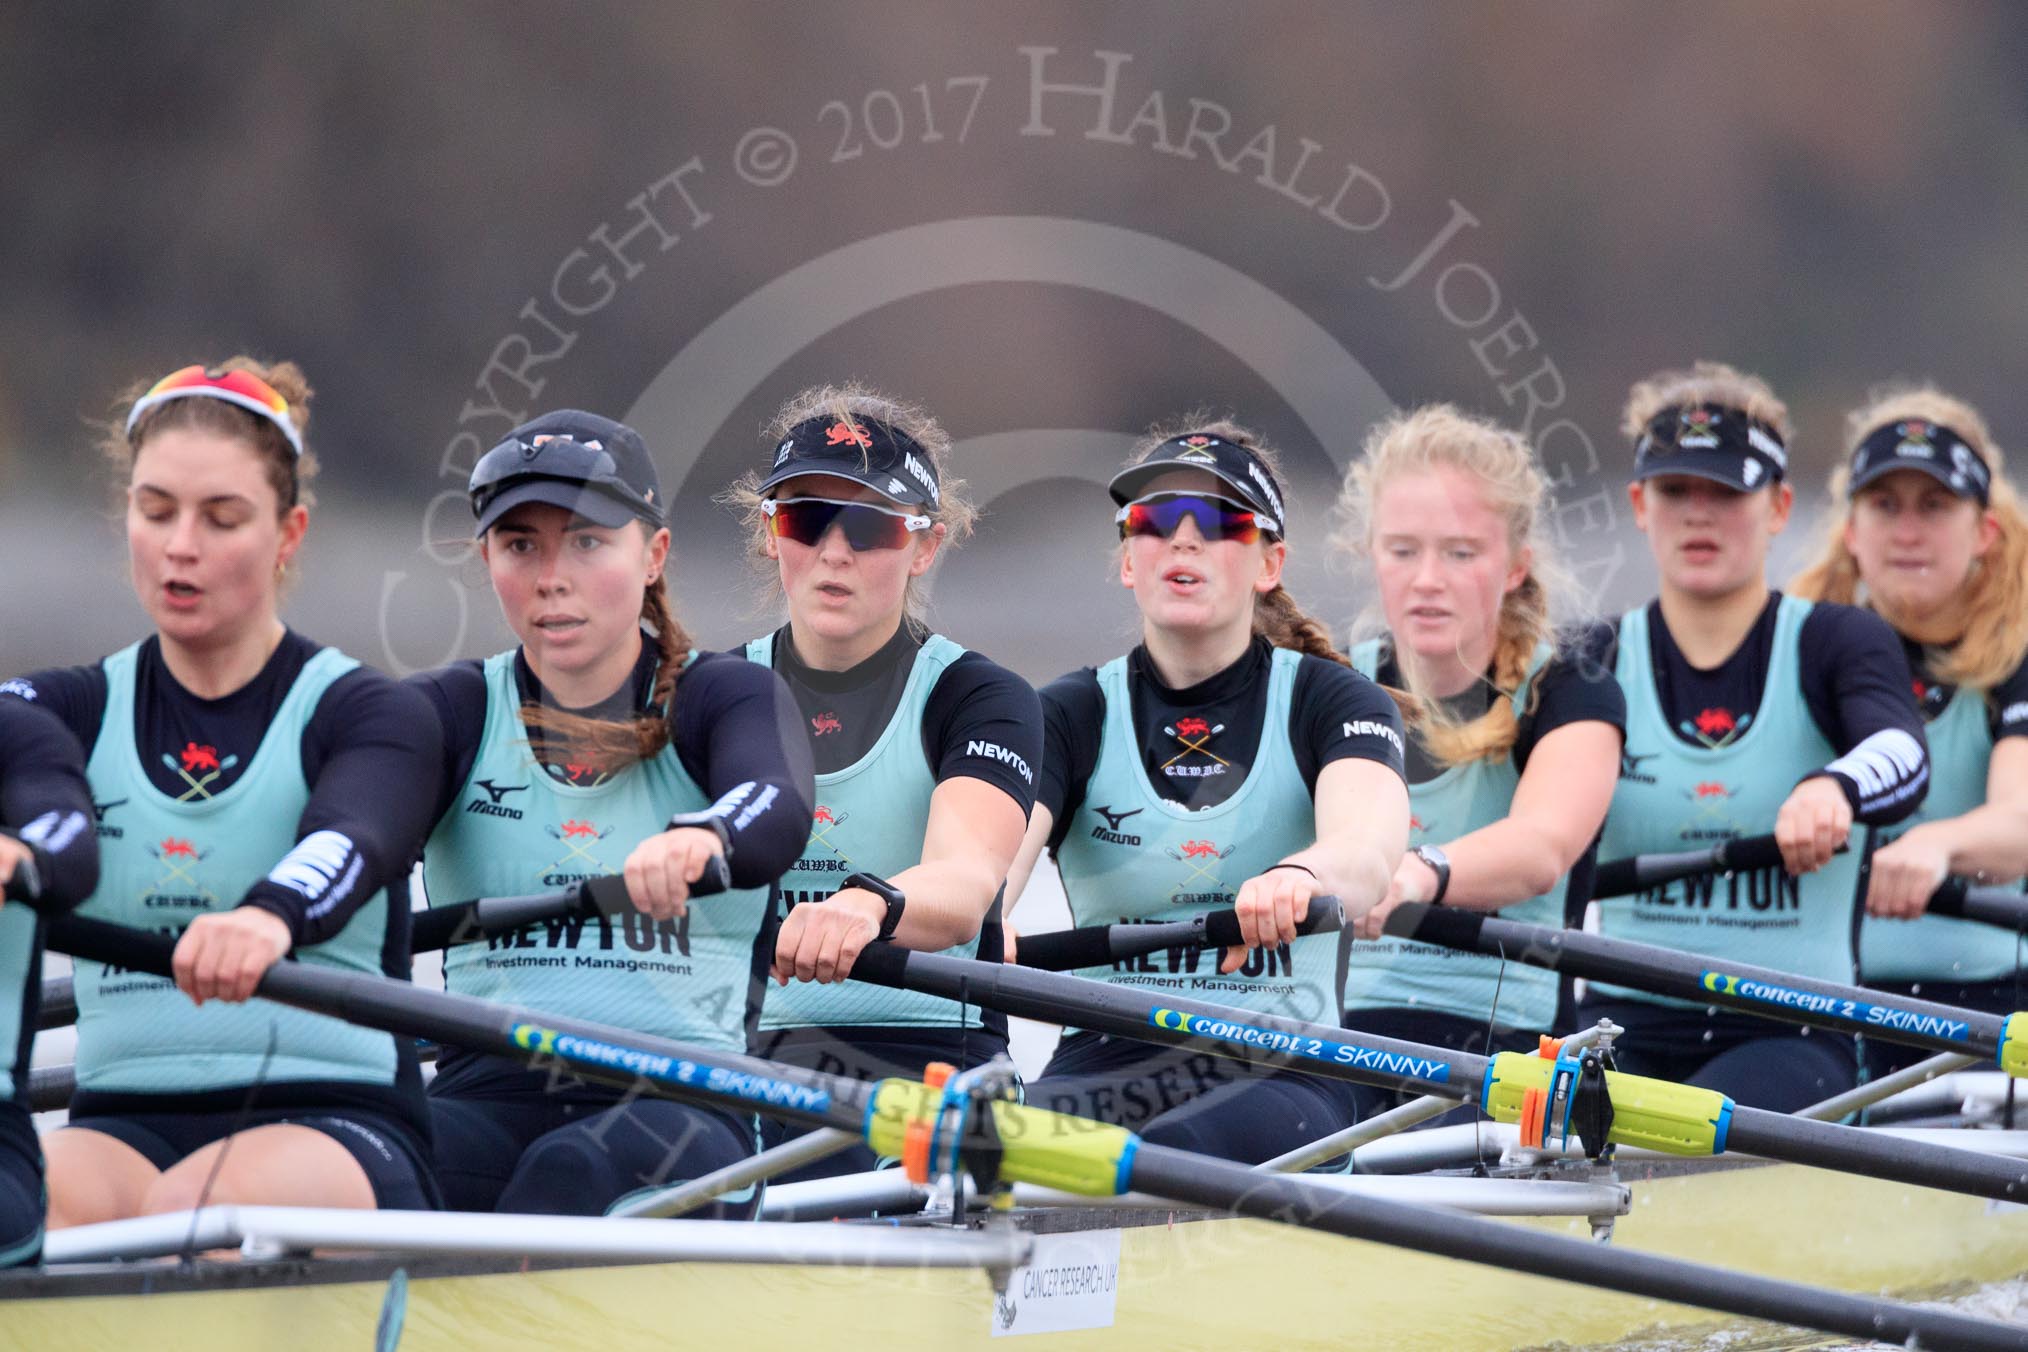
[847,941,2028,1205]
[410,857,732,953]
[1013,895,1346,972]
[1385,899,2028,1079]
[41,915,2028,1351]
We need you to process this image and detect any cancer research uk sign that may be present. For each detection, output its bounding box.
[991,1228,1123,1337]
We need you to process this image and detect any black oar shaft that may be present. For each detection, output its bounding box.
[1928,879,2028,933]
[1392,903,2013,1060]
[1016,896,1346,973]
[411,867,727,953]
[1592,833,1787,900]
[1126,1145,2024,1351]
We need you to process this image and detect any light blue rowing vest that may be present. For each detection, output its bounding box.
[75,642,399,1094]
[1862,681,2020,983]
[745,631,985,1030]
[0,908,36,1104]
[423,651,774,1051]
[1053,648,1343,1026]
[1596,597,1864,1004]
[1343,642,1562,1030]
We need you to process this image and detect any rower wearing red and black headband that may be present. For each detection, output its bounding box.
[726,385,1041,1181]
[5,359,448,1224]
[1791,386,2028,1079]
[1579,361,1931,1110]
[1007,418,1408,1165]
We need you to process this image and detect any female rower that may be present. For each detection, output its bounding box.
[1790,387,2028,1077]
[1335,406,1624,1122]
[1581,362,1929,1110]
[1012,420,1409,1165]
[726,386,1039,1176]
[12,360,445,1224]
[0,699,99,1264]
[414,410,813,1215]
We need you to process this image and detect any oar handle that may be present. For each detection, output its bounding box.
[411,860,730,953]
[1015,896,1346,972]
[1925,877,2028,932]
[1591,833,1789,899]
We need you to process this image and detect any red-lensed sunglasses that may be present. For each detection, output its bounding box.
[762,497,933,551]
[1115,493,1267,545]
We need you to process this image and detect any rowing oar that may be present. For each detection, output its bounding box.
[39,915,2026,1351]
[1382,901,2028,1072]
[846,944,2028,1203]
[410,861,731,953]
[1927,877,2028,933]
[1014,896,1346,972]
[1592,832,1813,899]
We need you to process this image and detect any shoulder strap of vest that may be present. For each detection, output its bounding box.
[1348,637,1382,679]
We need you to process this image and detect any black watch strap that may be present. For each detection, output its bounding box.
[842,871,907,940]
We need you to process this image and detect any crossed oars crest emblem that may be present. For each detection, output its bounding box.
[1161,716,1228,770]
[545,819,613,870]
[810,805,851,863]
[163,741,238,802]
[147,836,216,900]
[1165,838,1238,890]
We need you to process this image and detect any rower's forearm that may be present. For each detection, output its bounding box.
[884,860,1001,951]
[1284,838,1393,913]
[1904,809,2028,885]
[1437,818,1576,910]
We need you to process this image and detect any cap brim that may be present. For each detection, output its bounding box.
[1849,458,1982,500]
[1632,450,1773,492]
[756,462,928,507]
[1108,462,1260,511]
[473,480,642,536]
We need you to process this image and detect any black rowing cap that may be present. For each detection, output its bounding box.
[1849,418,1993,506]
[1107,433,1286,536]
[757,414,940,508]
[1632,404,1788,493]
[469,410,666,537]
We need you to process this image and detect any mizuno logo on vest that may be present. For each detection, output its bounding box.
[1619,750,1658,784]
[468,779,530,819]
[1090,804,1142,846]
[93,798,128,838]
[966,739,1034,785]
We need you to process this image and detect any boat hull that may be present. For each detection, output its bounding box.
[6,1159,2027,1350]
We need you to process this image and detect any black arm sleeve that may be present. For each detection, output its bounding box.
[1038,670,1103,852]
[239,669,445,946]
[672,652,815,888]
[1990,655,2028,742]
[1797,602,1931,824]
[1289,656,1407,791]
[0,698,98,912]
[1511,645,1627,770]
[404,662,490,825]
[0,665,110,758]
[921,653,1042,814]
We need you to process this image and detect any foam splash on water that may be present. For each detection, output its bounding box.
[1535,1275,2028,1351]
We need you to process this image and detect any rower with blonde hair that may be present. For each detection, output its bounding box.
[1333,405,1624,1122]
[1790,385,2028,1077]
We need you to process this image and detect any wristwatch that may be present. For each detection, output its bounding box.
[1412,844,1451,906]
[842,871,907,940]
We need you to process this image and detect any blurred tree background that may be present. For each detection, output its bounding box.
[4,1,2025,680]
